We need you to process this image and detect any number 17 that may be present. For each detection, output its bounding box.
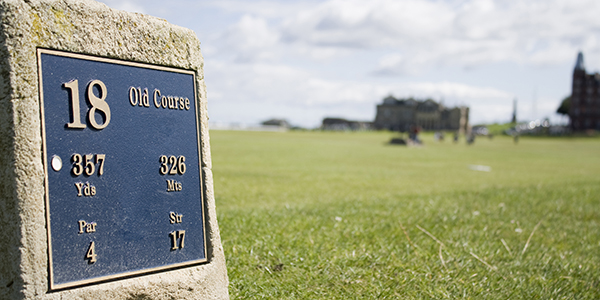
[170,230,186,250]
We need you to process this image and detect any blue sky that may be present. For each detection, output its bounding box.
[97,0,600,128]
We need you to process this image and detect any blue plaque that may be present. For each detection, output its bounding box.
[37,49,207,290]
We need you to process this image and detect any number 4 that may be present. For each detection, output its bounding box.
[86,241,97,263]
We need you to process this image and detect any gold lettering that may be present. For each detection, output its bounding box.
[72,154,83,176]
[160,155,186,175]
[168,96,175,109]
[134,88,140,107]
[73,153,105,177]
[84,182,91,196]
[169,212,183,224]
[86,222,96,233]
[64,80,87,128]
[178,230,185,248]
[169,156,177,174]
[179,97,185,109]
[167,179,176,192]
[96,154,106,176]
[75,182,84,196]
[154,89,161,108]
[166,180,183,192]
[65,79,111,130]
[86,241,97,263]
[160,155,168,174]
[170,230,186,250]
[141,88,149,107]
[86,80,111,130]
[84,154,95,176]
[76,182,96,197]
[151,91,191,111]
[78,220,97,233]
[129,86,138,106]
[177,156,186,174]
[170,231,178,250]
[161,95,167,108]
[137,88,142,107]
[78,220,87,233]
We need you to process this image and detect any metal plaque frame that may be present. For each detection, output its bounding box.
[37,49,207,290]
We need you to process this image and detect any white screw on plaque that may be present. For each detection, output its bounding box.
[51,155,62,172]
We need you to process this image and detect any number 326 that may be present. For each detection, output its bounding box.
[160,155,186,175]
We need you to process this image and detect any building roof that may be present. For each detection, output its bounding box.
[381,96,418,106]
[261,118,290,127]
[575,52,585,71]
[416,99,440,112]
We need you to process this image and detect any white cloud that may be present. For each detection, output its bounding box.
[274,0,600,71]
[217,15,281,63]
[198,0,321,19]
[205,60,514,126]
[94,0,595,126]
[99,0,600,70]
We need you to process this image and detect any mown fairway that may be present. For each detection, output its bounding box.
[210,130,600,299]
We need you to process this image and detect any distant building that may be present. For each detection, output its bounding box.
[261,118,290,128]
[570,52,600,131]
[321,118,373,131]
[373,96,469,132]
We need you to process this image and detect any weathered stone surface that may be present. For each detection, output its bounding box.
[0,0,228,299]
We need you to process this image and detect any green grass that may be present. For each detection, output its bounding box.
[210,131,600,299]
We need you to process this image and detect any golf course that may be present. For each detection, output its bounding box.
[210,130,600,299]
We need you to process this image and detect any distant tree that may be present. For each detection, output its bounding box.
[557,96,570,115]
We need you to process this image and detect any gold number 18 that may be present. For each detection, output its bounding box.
[64,79,111,130]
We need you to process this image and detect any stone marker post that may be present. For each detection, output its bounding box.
[0,0,229,299]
